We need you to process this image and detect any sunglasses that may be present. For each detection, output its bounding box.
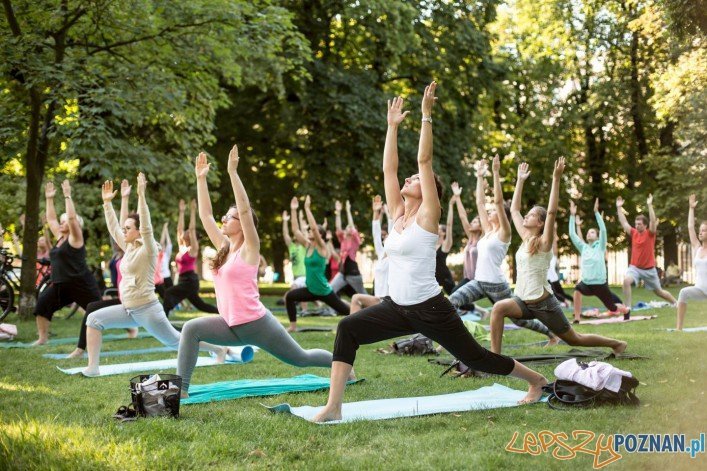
[221,214,240,223]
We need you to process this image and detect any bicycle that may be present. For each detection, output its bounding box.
[0,248,52,322]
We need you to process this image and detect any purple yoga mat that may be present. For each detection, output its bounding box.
[579,315,657,325]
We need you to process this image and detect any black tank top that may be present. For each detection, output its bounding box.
[50,239,92,283]
[435,247,452,279]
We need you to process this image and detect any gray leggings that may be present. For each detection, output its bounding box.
[176,310,332,391]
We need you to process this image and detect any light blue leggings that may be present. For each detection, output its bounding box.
[86,300,180,349]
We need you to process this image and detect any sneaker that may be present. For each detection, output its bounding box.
[615,305,631,320]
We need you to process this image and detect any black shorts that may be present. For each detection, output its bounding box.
[512,294,571,335]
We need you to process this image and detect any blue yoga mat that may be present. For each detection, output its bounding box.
[183,374,363,405]
[460,312,482,322]
[268,382,545,424]
[0,331,152,349]
[43,346,174,359]
[57,346,255,377]
[667,326,707,332]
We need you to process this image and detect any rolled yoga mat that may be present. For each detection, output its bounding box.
[0,331,152,349]
[267,382,545,424]
[44,346,174,359]
[183,374,363,405]
[57,346,255,376]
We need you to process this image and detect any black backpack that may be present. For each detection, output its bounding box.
[392,334,437,356]
[543,376,641,409]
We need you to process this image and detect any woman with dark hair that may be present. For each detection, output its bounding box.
[284,196,350,332]
[433,195,455,295]
[82,174,225,376]
[176,149,334,396]
[312,83,548,422]
[32,180,102,346]
[162,198,219,316]
[488,160,626,355]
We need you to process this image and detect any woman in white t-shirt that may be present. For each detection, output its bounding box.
[676,194,707,330]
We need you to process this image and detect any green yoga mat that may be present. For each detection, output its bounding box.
[182,374,363,405]
[0,331,152,349]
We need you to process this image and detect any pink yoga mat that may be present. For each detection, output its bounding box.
[579,315,657,325]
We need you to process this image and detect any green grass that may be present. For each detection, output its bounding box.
[1,289,705,470]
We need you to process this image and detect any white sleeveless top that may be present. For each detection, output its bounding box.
[384,220,441,305]
[475,232,510,284]
[694,247,707,291]
[514,240,553,301]
[547,254,560,282]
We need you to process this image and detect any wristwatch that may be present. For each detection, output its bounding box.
[422,116,433,124]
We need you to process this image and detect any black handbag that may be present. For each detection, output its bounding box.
[543,376,640,410]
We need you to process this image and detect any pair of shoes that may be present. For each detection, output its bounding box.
[113,404,138,422]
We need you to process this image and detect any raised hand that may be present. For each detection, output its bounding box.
[334,200,342,212]
[190,199,197,212]
[616,196,624,208]
[492,155,501,173]
[195,152,210,178]
[517,162,531,181]
[61,180,72,197]
[387,96,410,126]
[227,145,239,174]
[326,230,333,241]
[45,182,56,199]
[372,195,383,212]
[345,200,351,212]
[647,193,653,206]
[421,81,437,116]
[451,181,462,197]
[119,180,131,198]
[290,197,299,210]
[553,157,565,178]
[179,199,186,212]
[102,180,117,203]
[304,195,311,210]
[575,215,583,226]
[594,198,600,213]
[475,160,488,178]
[137,172,147,196]
[569,200,577,216]
[689,194,697,209]
[282,210,290,222]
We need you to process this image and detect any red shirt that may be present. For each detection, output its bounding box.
[630,228,656,269]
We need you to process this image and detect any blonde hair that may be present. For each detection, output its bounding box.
[60,213,84,228]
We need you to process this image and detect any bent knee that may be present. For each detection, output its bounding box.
[85,313,103,331]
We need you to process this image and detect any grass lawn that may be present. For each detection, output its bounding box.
[1,288,705,470]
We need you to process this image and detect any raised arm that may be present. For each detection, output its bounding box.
[160,222,170,250]
[136,173,157,255]
[44,182,62,240]
[282,211,292,246]
[60,180,84,248]
[594,198,607,251]
[442,197,454,252]
[539,158,565,251]
[475,160,492,234]
[334,200,343,233]
[451,182,472,237]
[326,231,339,262]
[195,152,228,249]
[188,199,199,257]
[688,194,699,249]
[511,162,531,239]
[101,180,126,251]
[372,195,385,258]
[574,214,585,244]
[345,200,356,230]
[646,193,658,234]
[383,96,409,221]
[290,197,309,246]
[492,155,512,243]
[119,179,131,226]
[177,199,186,243]
[304,196,326,253]
[568,200,585,252]
[615,197,633,235]
[227,145,260,263]
[416,81,441,233]
[40,213,54,250]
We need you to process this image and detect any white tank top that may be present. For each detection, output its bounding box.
[475,232,510,284]
[514,239,553,301]
[547,254,559,282]
[384,220,441,305]
[694,247,707,291]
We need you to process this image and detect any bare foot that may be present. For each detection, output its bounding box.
[312,406,342,423]
[347,369,357,382]
[81,368,100,378]
[544,335,561,348]
[180,391,190,399]
[31,339,48,346]
[612,341,628,355]
[518,376,548,404]
[126,328,139,338]
[287,324,297,333]
[66,348,85,359]
[214,346,228,364]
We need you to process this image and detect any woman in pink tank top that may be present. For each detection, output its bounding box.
[176,146,334,397]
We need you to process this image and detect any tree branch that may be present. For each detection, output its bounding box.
[2,0,22,37]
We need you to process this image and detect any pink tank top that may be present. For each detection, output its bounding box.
[213,249,266,326]
[176,250,196,274]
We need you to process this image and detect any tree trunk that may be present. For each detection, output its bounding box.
[629,30,649,162]
[662,223,678,269]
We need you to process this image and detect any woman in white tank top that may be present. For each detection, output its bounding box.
[676,194,707,330]
[488,159,627,356]
[312,83,549,423]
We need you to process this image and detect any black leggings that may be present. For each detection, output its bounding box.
[34,278,101,321]
[77,298,122,350]
[575,282,623,311]
[163,271,218,316]
[285,287,350,322]
[550,281,571,303]
[333,292,515,375]
[155,276,174,301]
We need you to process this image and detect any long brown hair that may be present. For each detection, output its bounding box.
[211,205,259,271]
[526,205,547,255]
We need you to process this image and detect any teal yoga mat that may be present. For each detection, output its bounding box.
[57,346,255,377]
[43,346,173,359]
[267,382,545,424]
[0,331,152,349]
[182,374,363,405]
[667,326,707,332]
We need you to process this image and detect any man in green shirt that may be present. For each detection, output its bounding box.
[569,199,629,323]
